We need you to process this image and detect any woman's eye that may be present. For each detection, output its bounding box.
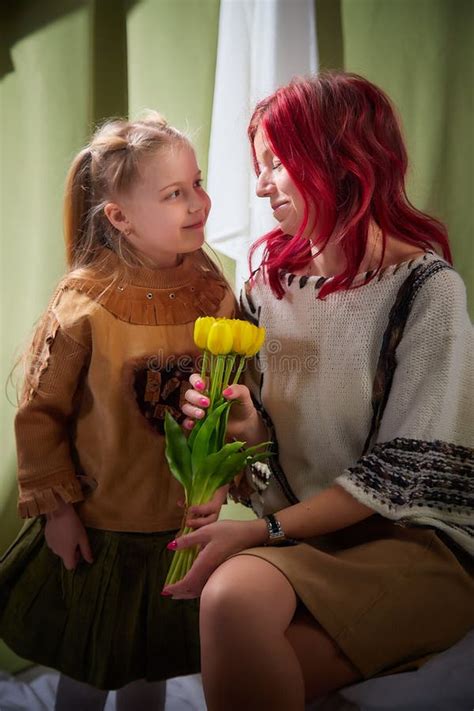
[272,162,282,171]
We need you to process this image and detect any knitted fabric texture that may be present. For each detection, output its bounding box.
[239,252,473,554]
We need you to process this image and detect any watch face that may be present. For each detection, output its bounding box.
[271,531,285,539]
[265,515,288,544]
[268,531,286,544]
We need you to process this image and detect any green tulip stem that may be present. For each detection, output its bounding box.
[232,356,247,385]
[200,350,210,384]
[210,355,225,409]
[221,353,236,393]
[164,524,197,586]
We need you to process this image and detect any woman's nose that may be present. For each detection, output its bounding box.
[256,170,275,198]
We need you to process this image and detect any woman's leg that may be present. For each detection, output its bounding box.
[54,674,108,711]
[116,679,166,711]
[200,554,303,711]
[285,605,362,701]
[199,555,361,711]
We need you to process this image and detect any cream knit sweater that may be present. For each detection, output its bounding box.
[240,252,473,554]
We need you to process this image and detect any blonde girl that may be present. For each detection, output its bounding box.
[0,112,235,711]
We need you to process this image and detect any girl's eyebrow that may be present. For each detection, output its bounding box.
[159,169,202,192]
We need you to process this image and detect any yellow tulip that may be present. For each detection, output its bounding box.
[194,317,216,350]
[207,320,234,355]
[246,326,266,357]
[231,320,255,356]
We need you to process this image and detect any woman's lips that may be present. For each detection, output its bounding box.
[272,201,290,218]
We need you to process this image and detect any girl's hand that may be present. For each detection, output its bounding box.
[182,373,264,444]
[44,499,93,570]
[162,518,267,599]
[178,484,230,528]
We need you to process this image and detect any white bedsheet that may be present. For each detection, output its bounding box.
[1,629,473,711]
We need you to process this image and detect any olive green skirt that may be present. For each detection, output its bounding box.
[0,518,200,690]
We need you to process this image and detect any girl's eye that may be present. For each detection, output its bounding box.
[272,162,282,171]
[167,189,181,199]
[194,179,203,188]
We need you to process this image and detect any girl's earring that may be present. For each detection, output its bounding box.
[124,227,132,237]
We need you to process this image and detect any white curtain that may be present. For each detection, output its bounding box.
[206,0,318,290]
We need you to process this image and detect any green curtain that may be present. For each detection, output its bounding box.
[0,0,222,673]
[1,0,472,674]
[317,0,473,312]
[1,0,91,672]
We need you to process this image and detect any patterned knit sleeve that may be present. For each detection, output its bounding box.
[335,267,474,554]
[15,287,93,518]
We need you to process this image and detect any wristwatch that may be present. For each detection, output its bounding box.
[263,513,287,546]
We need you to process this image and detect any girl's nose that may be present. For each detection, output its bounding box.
[256,169,275,198]
[189,190,209,213]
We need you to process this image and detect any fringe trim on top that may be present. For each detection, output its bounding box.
[61,272,228,326]
[18,478,84,518]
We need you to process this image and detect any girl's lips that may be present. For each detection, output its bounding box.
[183,221,205,229]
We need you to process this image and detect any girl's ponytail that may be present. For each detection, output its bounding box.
[63,148,94,269]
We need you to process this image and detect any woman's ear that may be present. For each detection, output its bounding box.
[104,202,131,235]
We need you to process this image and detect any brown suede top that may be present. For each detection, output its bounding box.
[15,248,237,532]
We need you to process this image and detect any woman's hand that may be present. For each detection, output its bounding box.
[182,373,267,445]
[162,518,267,599]
[178,484,230,528]
[44,498,93,570]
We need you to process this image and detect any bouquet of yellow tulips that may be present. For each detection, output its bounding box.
[164,317,270,586]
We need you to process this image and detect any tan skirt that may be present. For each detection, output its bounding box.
[233,515,474,679]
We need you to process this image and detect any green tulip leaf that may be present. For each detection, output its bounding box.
[191,400,232,476]
[164,411,192,493]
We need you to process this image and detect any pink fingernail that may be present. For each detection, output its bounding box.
[167,540,178,550]
[199,397,209,406]
[161,590,172,596]
[223,387,233,396]
[184,420,194,430]
[195,380,205,391]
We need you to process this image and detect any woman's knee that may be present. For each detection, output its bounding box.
[200,555,297,632]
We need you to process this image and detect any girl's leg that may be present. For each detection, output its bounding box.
[199,555,361,711]
[54,674,108,711]
[115,679,166,711]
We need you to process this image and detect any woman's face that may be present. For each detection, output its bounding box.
[253,126,313,238]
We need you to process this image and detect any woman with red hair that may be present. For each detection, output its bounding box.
[163,73,473,710]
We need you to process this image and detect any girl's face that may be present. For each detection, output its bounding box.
[107,143,211,266]
[253,127,314,238]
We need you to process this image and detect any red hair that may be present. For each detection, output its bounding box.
[248,72,452,299]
